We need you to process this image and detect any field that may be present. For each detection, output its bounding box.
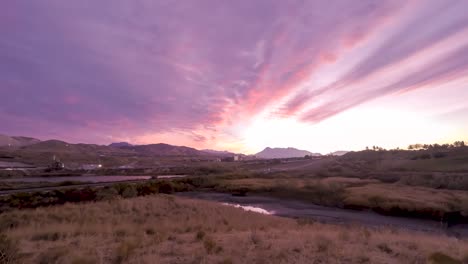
[1,194,468,264]
[1,145,468,263]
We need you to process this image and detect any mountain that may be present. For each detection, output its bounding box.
[109,142,133,148]
[0,134,41,147]
[118,143,207,156]
[329,151,349,156]
[201,149,237,156]
[255,147,321,159]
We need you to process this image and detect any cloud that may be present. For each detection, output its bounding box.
[280,0,468,123]
[0,0,466,149]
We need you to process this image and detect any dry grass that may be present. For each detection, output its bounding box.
[346,183,468,214]
[1,195,468,263]
[218,176,468,218]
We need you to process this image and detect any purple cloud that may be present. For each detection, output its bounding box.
[0,0,466,147]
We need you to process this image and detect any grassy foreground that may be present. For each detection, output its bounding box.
[1,195,468,264]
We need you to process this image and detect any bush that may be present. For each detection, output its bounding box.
[203,237,222,254]
[31,231,61,241]
[63,188,97,203]
[158,182,174,194]
[420,154,432,160]
[71,256,98,264]
[136,183,158,196]
[38,247,69,264]
[114,240,137,264]
[121,185,138,198]
[428,252,461,264]
[0,233,20,264]
[0,215,20,232]
[96,187,119,201]
[433,152,447,159]
[195,230,206,241]
[377,243,393,254]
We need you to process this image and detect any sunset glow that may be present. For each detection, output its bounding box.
[1,1,467,153]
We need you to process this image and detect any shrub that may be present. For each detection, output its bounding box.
[37,246,68,264]
[0,233,20,264]
[377,243,393,254]
[195,230,206,241]
[204,237,221,254]
[368,196,385,207]
[136,183,158,196]
[218,258,233,264]
[249,230,261,245]
[145,228,156,236]
[428,252,461,264]
[121,185,138,198]
[96,187,119,201]
[114,240,137,264]
[158,182,174,194]
[31,231,61,241]
[0,215,20,232]
[63,188,97,203]
[420,154,432,160]
[315,235,332,252]
[433,152,447,159]
[71,256,98,264]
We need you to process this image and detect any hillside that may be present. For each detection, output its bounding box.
[256,147,321,159]
[329,151,349,156]
[119,143,208,156]
[0,134,41,147]
[109,142,133,148]
[201,149,237,156]
[338,145,468,172]
[0,139,222,168]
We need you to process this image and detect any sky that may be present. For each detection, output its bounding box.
[1,0,468,154]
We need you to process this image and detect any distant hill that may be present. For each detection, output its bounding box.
[109,142,133,148]
[0,135,243,168]
[201,149,237,156]
[118,143,207,156]
[255,147,321,159]
[18,140,132,156]
[329,151,349,156]
[0,134,41,147]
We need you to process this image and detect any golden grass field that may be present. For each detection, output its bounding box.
[1,194,468,264]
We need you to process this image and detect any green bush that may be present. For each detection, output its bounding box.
[96,187,119,201]
[121,185,138,198]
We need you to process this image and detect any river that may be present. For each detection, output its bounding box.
[177,191,468,237]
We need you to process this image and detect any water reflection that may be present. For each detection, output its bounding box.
[222,203,274,215]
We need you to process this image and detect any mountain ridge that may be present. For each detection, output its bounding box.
[0,134,41,147]
[255,147,321,159]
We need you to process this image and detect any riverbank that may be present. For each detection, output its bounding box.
[177,192,468,237]
[3,174,468,228]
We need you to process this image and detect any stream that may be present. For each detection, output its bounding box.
[177,191,468,237]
